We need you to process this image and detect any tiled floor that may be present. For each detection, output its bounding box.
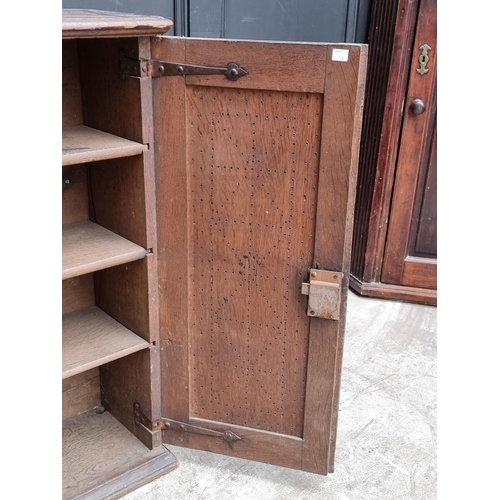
[124,291,437,500]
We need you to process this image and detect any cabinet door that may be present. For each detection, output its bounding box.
[154,37,366,474]
[381,0,437,290]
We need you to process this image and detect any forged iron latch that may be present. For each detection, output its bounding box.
[119,50,248,81]
[301,269,343,320]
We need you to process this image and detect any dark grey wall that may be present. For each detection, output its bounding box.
[62,0,371,42]
[190,0,370,42]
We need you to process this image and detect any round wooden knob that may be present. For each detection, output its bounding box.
[410,99,426,115]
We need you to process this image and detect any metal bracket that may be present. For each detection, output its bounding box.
[301,269,342,320]
[119,51,150,79]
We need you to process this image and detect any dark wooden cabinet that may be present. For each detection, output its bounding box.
[62,9,367,499]
[350,0,437,305]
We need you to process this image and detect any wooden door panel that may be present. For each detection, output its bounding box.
[154,37,367,474]
[187,85,321,438]
[413,121,437,257]
[381,0,437,290]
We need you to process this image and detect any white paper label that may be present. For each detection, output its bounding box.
[332,49,349,62]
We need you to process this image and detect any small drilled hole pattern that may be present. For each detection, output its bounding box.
[187,86,322,438]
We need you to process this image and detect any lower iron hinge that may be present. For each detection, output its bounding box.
[159,418,241,445]
[134,403,241,445]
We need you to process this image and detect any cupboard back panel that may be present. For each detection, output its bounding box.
[100,348,160,450]
[62,274,95,314]
[95,259,153,342]
[89,156,150,249]
[62,39,83,127]
[62,164,89,225]
[78,37,150,144]
[62,368,101,421]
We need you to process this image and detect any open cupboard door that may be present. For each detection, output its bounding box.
[153,37,367,475]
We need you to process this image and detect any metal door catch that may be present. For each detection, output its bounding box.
[301,270,342,320]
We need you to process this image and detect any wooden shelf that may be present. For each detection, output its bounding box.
[63,306,149,379]
[62,220,147,280]
[62,125,147,166]
[63,411,178,499]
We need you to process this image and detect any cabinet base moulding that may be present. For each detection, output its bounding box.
[349,276,437,306]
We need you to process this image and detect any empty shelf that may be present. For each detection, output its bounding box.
[62,125,147,166]
[62,306,149,379]
[62,220,147,280]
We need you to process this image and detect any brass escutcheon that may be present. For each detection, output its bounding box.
[416,43,432,76]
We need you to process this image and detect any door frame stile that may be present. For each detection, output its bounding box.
[153,36,192,423]
[301,44,367,474]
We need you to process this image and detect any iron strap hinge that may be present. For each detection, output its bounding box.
[159,418,242,444]
[134,403,241,445]
[301,269,343,320]
[119,51,248,81]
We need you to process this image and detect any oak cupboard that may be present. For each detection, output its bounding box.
[62,9,367,499]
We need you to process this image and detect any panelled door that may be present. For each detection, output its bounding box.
[153,37,366,474]
[381,0,437,290]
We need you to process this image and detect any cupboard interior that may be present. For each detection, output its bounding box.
[62,36,165,498]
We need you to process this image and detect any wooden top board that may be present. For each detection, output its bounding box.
[62,9,173,39]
